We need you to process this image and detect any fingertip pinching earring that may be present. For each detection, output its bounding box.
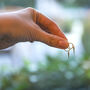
[64,43,75,58]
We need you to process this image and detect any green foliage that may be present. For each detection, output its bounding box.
[82,18,90,56]
[1,54,90,89]
[74,0,90,7]
[56,0,90,8]
[0,0,35,8]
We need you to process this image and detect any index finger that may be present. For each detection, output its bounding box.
[34,10,67,40]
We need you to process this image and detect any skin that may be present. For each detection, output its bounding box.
[0,7,69,50]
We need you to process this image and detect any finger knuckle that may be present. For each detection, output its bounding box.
[26,7,34,11]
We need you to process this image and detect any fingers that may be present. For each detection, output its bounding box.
[33,9,68,40]
[42,34,69,49]
[30,23,69,49]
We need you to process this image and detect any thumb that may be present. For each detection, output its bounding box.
[38,32,69,49]
[32,24,69,49]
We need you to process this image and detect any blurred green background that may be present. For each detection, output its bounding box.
[0,0,90,90]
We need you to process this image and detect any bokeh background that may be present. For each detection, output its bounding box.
[0,0,90,90]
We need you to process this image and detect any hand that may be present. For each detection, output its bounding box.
[0,7,69,49]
